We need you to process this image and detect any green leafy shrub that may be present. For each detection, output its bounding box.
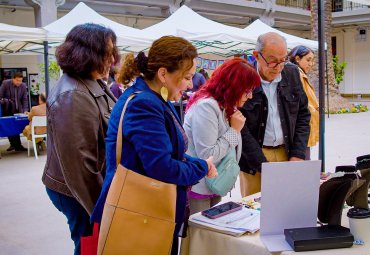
[38,60,61,85]
[332,55,347,84]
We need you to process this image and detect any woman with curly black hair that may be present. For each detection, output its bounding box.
[42,23,119,255]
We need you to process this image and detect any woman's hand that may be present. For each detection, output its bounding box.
[230,110,246,133]
[205,156,218,178]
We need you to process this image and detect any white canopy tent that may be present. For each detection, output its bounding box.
[0,23,46,54]
[0,4,329,56]
[0,23,45,41]
[14,2,151,54]
[143,5,257,56]
[1,3,153,54]
[43,2,152,52]
[243,19,319,50]
[0,2,154,95]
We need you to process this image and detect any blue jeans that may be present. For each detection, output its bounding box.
[46,187,92,255]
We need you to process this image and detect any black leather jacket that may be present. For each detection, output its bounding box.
[42,74,116,215]
[239,62,310,174]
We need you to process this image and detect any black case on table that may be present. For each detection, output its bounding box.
[284,225,354,252]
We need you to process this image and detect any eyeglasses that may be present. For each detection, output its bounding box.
[258,52,288,68]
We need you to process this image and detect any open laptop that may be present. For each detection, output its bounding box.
[259,160,321,252]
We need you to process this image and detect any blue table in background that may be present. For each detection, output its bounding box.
[0,116,29,137]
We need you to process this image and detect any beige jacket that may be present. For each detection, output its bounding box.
[299,68,319,147]
[23,103,46,141]
[28,103,47,135]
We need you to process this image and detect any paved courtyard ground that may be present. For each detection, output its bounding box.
[0,109,369,254]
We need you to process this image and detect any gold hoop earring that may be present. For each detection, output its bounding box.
[160,86,168,101]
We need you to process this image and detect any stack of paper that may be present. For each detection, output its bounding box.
[189,207,260,237]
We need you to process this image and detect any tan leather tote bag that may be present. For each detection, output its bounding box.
[98,94,177,255]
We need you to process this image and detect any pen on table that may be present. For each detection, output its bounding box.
[226,213,253,224]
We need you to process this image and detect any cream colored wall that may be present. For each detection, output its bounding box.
[0,55,40,73]
[281,28,312,40]
[0,7,38,78]
[0,8,35,27]
[104,14,160,29]
[334,27,370,95]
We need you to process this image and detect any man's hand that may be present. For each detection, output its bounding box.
[289,157,304,161]
[0,98,8,104]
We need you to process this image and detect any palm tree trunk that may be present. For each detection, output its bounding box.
[309,0,351,112]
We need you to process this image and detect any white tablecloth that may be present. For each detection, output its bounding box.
[182,197,369,255]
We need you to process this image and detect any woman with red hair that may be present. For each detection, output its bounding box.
[184,58,261,213]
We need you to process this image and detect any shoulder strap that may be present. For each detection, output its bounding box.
[116,93,138,166]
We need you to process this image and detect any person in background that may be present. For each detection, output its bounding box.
[22,92,47,151]
[191,70,206,92]
[288,45,319,160]
[239,32,310,197]
[102,66,115,87]
[183,69,206,104]
[116,54,137,89]
[199,68,209,80]
[0,72,28,151]
[184,58,260,214]
[42,23,118,255]
[92,36,217,255]
[109,66,124,99]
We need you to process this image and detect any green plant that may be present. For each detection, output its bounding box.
[332,55,347,84]
[30,82,40,96]
[331,104,368,114]
[38,59,61,85]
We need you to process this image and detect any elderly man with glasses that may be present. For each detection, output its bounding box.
[239,32,310,197]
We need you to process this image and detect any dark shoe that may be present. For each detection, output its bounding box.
[6,146,15,152]
[37,141,42,151]
[15,145,27,152]
[37,141,46,152]
[41,141,46,151]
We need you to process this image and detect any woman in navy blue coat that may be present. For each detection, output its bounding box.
[92,36,217,254]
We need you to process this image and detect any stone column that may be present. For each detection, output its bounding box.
[24,0,65,97]
[162,0,191,16]
[25,0,65,26]
[260,0,276,27]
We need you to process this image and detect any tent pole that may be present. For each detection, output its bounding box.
[318,0,326,172]
[325,50,329,118]
[43,41,49,98]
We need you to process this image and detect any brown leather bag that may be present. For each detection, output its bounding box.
[98,94,177,255]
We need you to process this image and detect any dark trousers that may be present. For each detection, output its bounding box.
[171,236,180,255]
[8,135,22,148]
[305,147,311,160]
[46,187,92,255]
